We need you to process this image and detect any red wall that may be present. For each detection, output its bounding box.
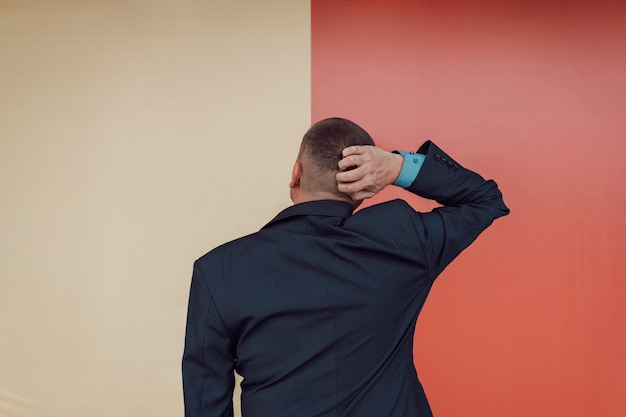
[312,1,626,415]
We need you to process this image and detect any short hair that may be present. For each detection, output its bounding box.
[300,117,375,171]
[298,117,375,196]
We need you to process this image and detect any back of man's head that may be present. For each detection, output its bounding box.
[301,118,375,171]
[298,118,375,199]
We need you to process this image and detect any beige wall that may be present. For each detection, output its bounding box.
[0,1,310,416]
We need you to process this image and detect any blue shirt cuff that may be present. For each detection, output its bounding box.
[392,151,425,188]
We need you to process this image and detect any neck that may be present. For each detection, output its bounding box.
[292,190,358,207]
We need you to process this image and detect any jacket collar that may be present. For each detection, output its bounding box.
[262,200,354,229]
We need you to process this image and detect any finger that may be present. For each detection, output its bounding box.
[337,178,363,194]
[337,154,362,172]
[337,175,374,195]
[336,164,366,184]
[341,145,367,158]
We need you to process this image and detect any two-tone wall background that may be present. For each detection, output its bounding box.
[1,1,624,416]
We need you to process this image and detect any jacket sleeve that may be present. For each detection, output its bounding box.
[182,260,235,417]
[404,141,510,279]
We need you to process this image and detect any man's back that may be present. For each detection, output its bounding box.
[201,199,433,416]
[183,137,509,417]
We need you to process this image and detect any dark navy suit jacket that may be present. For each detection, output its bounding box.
[182,141,509,417]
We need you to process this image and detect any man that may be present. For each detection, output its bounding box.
[182,118,509,417]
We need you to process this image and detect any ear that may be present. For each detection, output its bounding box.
[289,161,302,189]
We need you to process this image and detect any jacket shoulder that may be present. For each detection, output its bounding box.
[347,199,420,234]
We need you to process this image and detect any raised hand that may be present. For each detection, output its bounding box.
[336,145,403,201]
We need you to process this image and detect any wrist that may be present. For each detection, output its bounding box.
[392,150,425,187]
[389,152,404,185]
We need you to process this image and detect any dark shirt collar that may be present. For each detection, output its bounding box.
[262,200,354,229]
